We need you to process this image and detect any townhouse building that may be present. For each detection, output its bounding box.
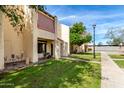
[0,6,70,70]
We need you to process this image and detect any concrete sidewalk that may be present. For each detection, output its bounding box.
[61,57,100,64]
[101,52,124,88]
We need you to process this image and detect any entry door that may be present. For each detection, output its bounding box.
[51,44,53,56]
[60,43,63,57]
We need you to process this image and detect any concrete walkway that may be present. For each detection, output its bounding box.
[101,52,124,88]
[62,57,100,64]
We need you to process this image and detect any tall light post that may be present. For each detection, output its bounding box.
[92,24,96,59]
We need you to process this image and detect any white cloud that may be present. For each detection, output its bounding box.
[81,13,124,20]
[58,10,124,45]
[51,7,63,15]
[58,12,124,24]
[95,20,124,34]
[59,15,77,21]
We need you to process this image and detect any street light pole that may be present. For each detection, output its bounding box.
[92,24,96,59]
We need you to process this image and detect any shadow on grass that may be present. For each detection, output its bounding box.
[109,54,124,59]
[69,56,91,61]
[70,53,101,62]
[0,59,101,88]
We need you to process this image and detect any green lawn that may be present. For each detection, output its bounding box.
[114,60,124,68]
[70,53,101,62]
[0,59,101,88]
[109,54,124,69]
[109,54,124,59]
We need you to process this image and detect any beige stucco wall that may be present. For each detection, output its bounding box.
[1,6,34,65]
[3,6,36,64]
[54,40,61,59]
[73,44,85,53]
[0,12,4,70]
[46,40,54,55]
[37,29,55,40]
[57,23,70,57]
[30,9,38,63]
[61,24,70,56]
[57,23,62,39]
[4,16,24,61]
[54,17,60,59]
[23,29,33,62]
[23,6,33,63]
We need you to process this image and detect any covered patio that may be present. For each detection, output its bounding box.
[37,38,54,61]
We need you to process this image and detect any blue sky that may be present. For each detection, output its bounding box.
[46,5,124,45]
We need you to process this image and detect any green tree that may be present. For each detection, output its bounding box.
[70,22,92,46]
[70,22,92,53]
[0,5,45,31]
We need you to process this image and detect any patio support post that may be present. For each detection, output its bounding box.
[32,9,38,63]
[54,16,59,59]
[0,12,4,70]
